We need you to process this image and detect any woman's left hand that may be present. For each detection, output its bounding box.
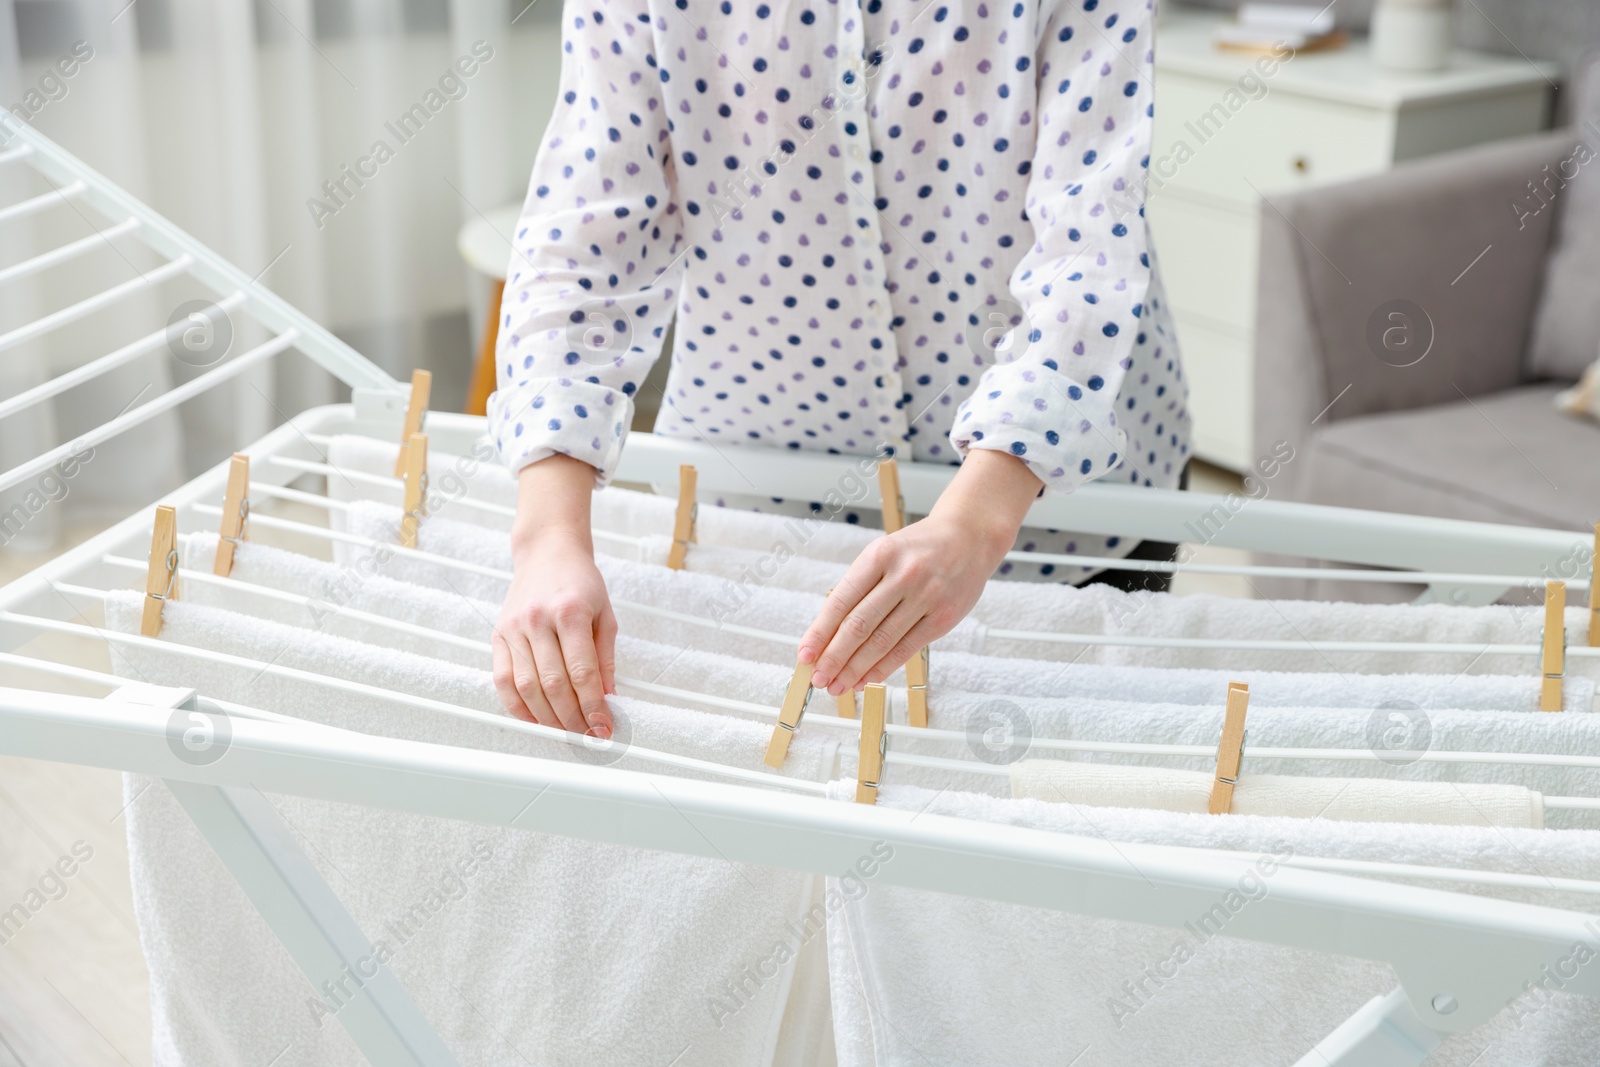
[797,450,1043,696]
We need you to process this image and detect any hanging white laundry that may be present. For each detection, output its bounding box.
[325,433,879,564]
[103,592,838,1067]
[888,697,1600,825]
[824,781,1600,1067]
[928,644,1597,714]
[340,498,1597,679]
[186,527,1598,715]
[333,498,989,660]
[324,433,516,528]
[1009,760,1545,828]
[177,531,1600,826]
[178,534,1600,831]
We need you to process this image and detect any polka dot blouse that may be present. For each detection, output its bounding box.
[489,0,1190,511]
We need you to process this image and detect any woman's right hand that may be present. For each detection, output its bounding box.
[492,455,616,738]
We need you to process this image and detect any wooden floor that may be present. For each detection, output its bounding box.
[0,466,1248,1065]
[0,527,151,1067]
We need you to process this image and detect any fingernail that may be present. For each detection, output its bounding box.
[590,722,612,741]
[811,671,830,689]
[798,645,816,664]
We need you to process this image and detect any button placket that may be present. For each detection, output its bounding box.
[836,4,908,453]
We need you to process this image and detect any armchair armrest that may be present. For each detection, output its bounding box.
[1254,130,1574,468]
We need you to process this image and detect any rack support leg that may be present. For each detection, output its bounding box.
[166,779,460,1067]
[1293,987,1444,1067]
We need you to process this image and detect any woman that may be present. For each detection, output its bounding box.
[488,0,1189,736]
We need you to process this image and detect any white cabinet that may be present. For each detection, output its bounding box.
[1148,10,1558,470]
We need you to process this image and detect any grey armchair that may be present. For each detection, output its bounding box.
[1251,127,1597,598]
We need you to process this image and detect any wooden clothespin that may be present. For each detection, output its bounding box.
[764,660,814,768]
[877,458,906,534]
[212,453,249,577]
[667,464,697,571]
[905,645,930,728]
[1541,580,1566,712]
[855,683,887,805]
[1588,523,1599,648]
[393,369,432,477]
[877,459,931,726]
[1208,682,1250,815]
[399,432,428,549]
[141,505,179,637]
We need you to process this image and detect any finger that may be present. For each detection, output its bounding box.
[529,627,588,734]
[862,616,947,687]
[596,604,619,697]
[815,584,902,694]
[491,630,535,723]
[798,553,884,668]
[507,632,561,729]
[555,612,612,739]
[830,599,921,694]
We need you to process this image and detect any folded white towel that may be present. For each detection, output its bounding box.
[1010,760,1545,827]
[104,591,838,1067]
[826,780,1600,1067]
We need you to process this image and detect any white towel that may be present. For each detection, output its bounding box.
[1009,760,1545,827]
[336,498,988,663]
[326,433,879,564]
[826,780,1600,1067]
[184,531,1600,818]
[340,496,1596,680]
[664,535,1597,677]
[907,694,1600,827]
[323,431,514,528]
[190,528,1596,716]
[104,592,838,1067]
[185,530,501,670]
[185,532,1600,826]
[929,646,1597,713]
[325,435,1600,684]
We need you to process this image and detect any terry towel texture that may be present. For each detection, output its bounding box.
[1009,760,1545,828]
[194,527,1591,716]
[336,498,982,663]
[326,433,878,564]
[104,592,837,1067]
[188,534,1600,820]
[339,498,1596,678]
[826,781,1600,1067]
[123,523,1600,1065]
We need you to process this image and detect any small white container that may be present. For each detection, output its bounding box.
[1372,0,1455,73]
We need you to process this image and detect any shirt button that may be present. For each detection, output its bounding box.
[849,144,865,161]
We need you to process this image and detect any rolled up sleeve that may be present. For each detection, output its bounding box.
[949,0,1153,492]
[488,0,685,486]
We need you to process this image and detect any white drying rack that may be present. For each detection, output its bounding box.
[3,120,1599,1067]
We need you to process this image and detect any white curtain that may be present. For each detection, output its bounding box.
[0,0,559,544]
